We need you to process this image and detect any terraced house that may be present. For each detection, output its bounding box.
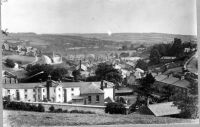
[2,77,115,106]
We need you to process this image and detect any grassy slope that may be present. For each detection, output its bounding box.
[3,110,196,126]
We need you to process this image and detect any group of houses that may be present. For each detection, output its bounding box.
[2,73,115,106]
[2,40,39,56]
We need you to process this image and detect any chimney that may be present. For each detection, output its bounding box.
[79,60,81,71]
[100,80,104,90]
[105,83,107,88]
[46,75,52,101]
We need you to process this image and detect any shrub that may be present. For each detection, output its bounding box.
[54,108,63,113]
[105,102,126,114]
[49,105,55,112]
[37,104,45,112]
[70,110,79,113]
[63,109,68,113]
[5,59,15,68]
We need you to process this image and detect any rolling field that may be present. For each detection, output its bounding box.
[3,110,197,126]
[3,55,36,65]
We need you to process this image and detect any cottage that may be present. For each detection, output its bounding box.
[2,79,115,106]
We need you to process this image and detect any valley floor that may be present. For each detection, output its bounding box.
[3,110,198,126]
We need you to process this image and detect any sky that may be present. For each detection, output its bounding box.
[1,0,197,35]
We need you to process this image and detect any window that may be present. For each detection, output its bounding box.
[24,89,27,92]
[88,96,91,103]
[96,95,100,102]
[33,89,35,92]
[54,89,55,92]
[43,89,45,92]
[71,93,74,96]
[59,94,61,98]
[7,90,10,93]
[71,88,74,91]
[25,95,27,99]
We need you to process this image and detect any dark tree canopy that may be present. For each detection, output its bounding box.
[25,64,68,82]
[95,63,122,84]
[149,49,161,64]
[135,59,148,71]
[72,70,81,81]
[173,79,199,119]
[5,59,15,68]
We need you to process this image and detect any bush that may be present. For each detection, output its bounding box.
[70,110,79,113]
[37,104,45,112]
[54,108,63,113]
[5,59,15,68]
[3,101,46,112]
[105,102,126,114]
[49,105,55,112]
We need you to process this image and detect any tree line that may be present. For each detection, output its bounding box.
[149,38,197,65]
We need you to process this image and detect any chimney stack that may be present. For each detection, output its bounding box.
[105,83,107,88]
[79,60,81,71]
[46,75,52,101]
[100,80,104,90]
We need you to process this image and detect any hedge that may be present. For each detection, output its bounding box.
[105,102,126,114]
[3,101,45,112]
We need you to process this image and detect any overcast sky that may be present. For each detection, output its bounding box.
[1,0,197,35]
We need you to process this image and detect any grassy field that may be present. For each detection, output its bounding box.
[3,110,197,126]
[3,55,35,65]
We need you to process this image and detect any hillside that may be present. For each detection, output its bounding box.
[70,33,197,43]
[3,33,197,55]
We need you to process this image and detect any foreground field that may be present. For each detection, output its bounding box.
[3,110,197,126]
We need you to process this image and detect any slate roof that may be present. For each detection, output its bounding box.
[60,80,114,89]
[3,83,44,89]
[172,79,190,88]
[160,77,179,84]
[80,82,104,94]
[148,102,181,116]
[155,75,168,81]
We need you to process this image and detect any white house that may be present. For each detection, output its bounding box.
[2,79,115,106]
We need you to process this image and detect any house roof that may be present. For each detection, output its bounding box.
[172,79,190,89]
[60,80,114,89]
[72,96,85,100]
[81,82,104,94]
[160,77,179,84]
[148,102,181,116]
[155,74,168,81]
[3,83,44,89]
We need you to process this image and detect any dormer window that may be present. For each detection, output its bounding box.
[71,88,74,91]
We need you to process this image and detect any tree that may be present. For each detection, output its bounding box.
[95,63,122,84]
[169,38,183,57]
[5,59,15,68]
[120,52,129,57]
[135,59,148,71]
[51,68,68,81]
[173,79,198,119]
[25,64,68,82]
[149,49,161,65]
[121,45,128,50]
[136,73,155,106]
[161,85,176,101]
[72,70,81,81]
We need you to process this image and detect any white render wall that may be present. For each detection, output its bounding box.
[64,87,80,102]
[103,87,114,100]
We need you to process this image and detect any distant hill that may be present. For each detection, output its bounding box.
[4,32,197,55]
[69,33,197,43]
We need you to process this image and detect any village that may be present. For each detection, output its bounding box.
[2,34,198,120]
[1,0,199,126]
